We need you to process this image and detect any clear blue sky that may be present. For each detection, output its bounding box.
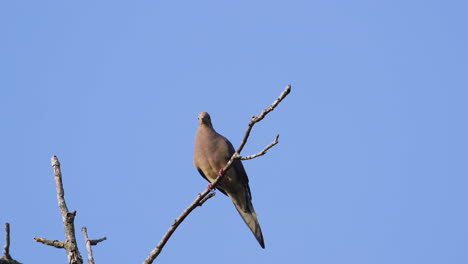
[1,1,467,263]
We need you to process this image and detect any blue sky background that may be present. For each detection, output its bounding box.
[1,1,467,263]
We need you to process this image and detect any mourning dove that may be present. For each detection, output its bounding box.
[194,112,265,248]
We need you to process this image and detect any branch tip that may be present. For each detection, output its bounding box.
[51,155,60,167]
[198,192,216,206]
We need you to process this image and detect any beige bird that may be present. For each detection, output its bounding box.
[194,112,265,248]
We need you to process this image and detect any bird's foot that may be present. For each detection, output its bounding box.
[206,168,224,191]
[218,168,224,177]
[207,183,214,191]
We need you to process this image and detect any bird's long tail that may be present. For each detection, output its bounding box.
[231,196,265,248]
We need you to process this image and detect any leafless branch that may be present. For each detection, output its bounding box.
[82,227,106,264]
[2,223,11,260]
[236,84,291,153]
[241,134,280,160]
[1,223,21,264]
[143,85,291,263]
[88,237,107,246]
[33,156,83,264]
[198,192,216,206]
[33,237,65,248]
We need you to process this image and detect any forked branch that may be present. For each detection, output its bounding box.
[143,85,291,263]
[33,156,83,264]
[82,227,106,264]
[241,134,280,160]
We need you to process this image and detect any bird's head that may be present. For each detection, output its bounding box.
[198,112,213,128]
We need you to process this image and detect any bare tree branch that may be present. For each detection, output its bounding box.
[33,237,65,248]
[2,223,11,260]
[82,227,106,264]
[143,85,291,263]
[236,84,291,154]
[198,192,216,206]
[82,228,95,264]
[88,237,107,246]
[241,134,280,160]
[33,156,83,264]
[1,223,21,264]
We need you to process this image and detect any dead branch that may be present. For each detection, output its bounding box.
[143,85,291,263]
[198,192,216,206]
[82,227,106,264]
[33,237,65,248]
[33,156,83,264]
[241,134,280,160]
[2,223,11,260]
[236,85,291,153]
[1,223,21,264]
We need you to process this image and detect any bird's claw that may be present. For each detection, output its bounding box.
[206,168,224,191]
[207,183,214,191]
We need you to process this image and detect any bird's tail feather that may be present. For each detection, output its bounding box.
[231,198,265,248]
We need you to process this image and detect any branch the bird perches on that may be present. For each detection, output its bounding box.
[144,85,291,263]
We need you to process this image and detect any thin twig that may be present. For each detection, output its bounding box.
[82,227,106,264]
[236,85,291,154]
[198,192,216,206]
[143,85,291,264]
[34,156,83,264]
[3,223,11,260]
[88,237,107,246]
[241,134,280,160]
[1,223,21,264]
